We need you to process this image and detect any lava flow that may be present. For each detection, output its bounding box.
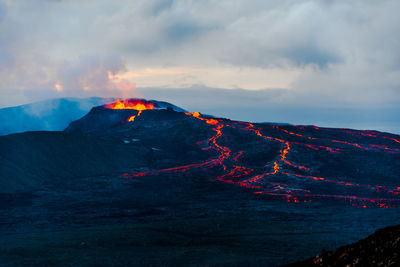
[115,108,400,209]
[107,99,154,122]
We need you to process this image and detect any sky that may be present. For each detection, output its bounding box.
[0,0,399,132]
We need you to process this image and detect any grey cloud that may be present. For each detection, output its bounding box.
[2,1,399,69]
[284,45,340,68]
[96,1,345,68]
[0,1,5,22]
[151,0,174,16]
[164,21,209,44]
[0,49,12,69]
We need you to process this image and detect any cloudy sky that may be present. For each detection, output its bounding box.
[0,0,399,132]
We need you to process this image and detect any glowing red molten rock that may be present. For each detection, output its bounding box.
[106,99,155,122]
[107,99,154,111]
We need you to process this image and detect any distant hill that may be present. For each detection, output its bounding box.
[0,97,116,136]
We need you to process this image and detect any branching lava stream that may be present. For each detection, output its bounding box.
[110,104,400,208]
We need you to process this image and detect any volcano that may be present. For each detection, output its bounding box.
[0,98,400,266]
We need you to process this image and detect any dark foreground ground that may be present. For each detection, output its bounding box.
[287,224,400,267]
[1,174,399,266]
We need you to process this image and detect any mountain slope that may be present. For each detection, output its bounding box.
[62,102,400,208]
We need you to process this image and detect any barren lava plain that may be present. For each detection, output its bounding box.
[0,99,400,266]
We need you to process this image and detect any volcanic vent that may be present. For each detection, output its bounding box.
[65,98,186,133]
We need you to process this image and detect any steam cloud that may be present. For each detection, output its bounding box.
[0,51,137,106]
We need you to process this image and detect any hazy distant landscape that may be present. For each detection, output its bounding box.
[139,87,400,134]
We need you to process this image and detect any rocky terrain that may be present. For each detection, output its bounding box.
[286,224,400,266]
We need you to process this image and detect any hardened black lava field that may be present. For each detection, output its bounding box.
[1,99,399,266]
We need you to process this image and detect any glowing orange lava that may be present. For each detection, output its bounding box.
[127,115,136,122]
[108,99,154,111]
[186,112,219,125]
[107,99,155,122]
